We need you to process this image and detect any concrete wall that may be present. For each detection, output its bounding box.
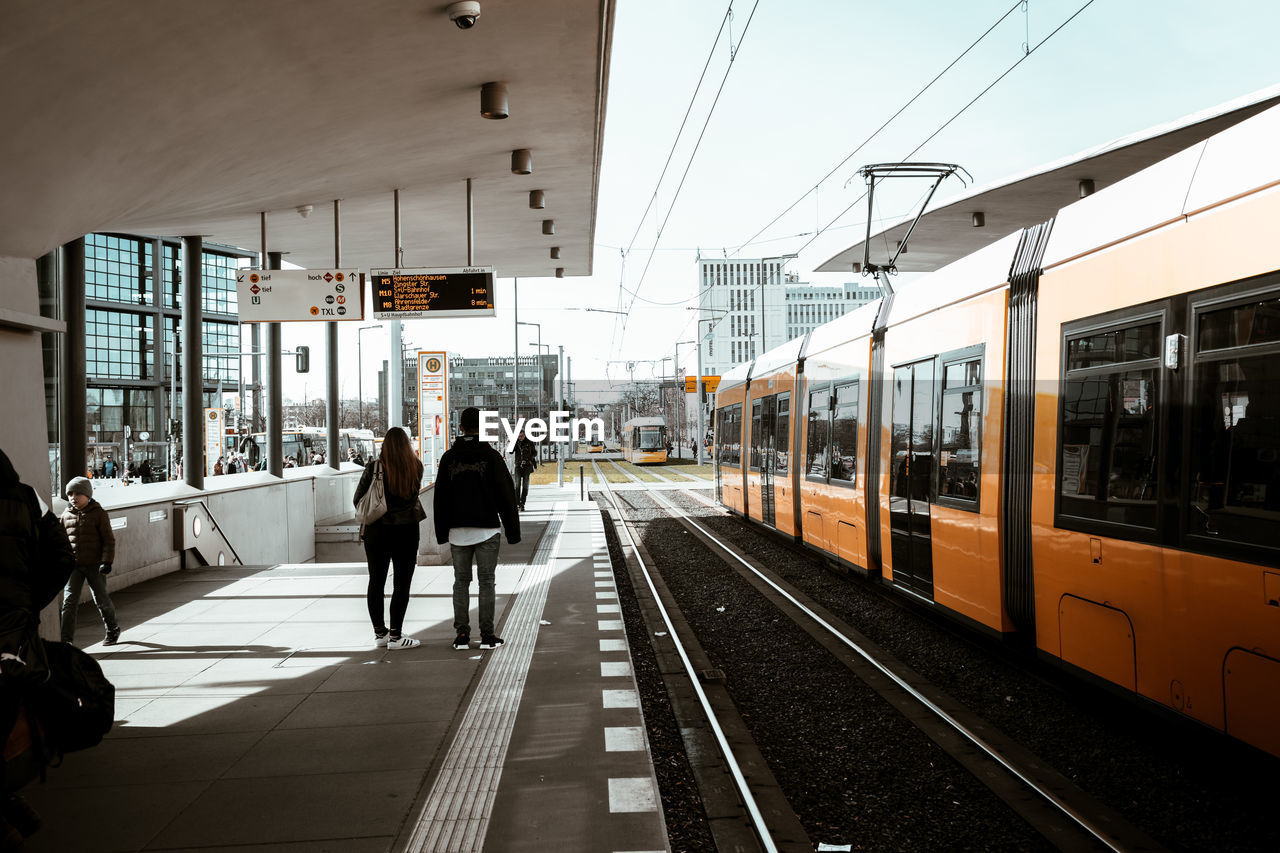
[0,255,61,637]
[88,465,364,595]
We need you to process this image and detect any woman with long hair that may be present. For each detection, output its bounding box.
[353,426,425,649]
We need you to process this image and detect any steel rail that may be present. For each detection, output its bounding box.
[641,484,1130,853]
[593,466,779,853]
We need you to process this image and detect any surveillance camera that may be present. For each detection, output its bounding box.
[447,1,480,29]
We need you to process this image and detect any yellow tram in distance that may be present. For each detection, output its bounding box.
[621,417,668,464]
[713,102,1280,759]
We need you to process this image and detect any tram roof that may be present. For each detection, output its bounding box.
[816,85,1280,274]
[0,1,614,277]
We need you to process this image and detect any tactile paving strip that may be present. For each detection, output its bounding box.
[404,502,567,853]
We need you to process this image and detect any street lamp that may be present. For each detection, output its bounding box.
[673,339,694,458]
[517,321,542,418]
[357,325,379,430]
[759,253,798,356]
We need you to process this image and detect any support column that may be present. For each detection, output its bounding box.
[327,200,340,468]
[181,236,204,489]
[59,240,86,491]
[266,250,284,476]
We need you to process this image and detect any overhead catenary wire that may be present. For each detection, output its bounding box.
[622,5,733,261]
[732,0,1025,256]
[617,0,763,348]
[791,0,1101,259]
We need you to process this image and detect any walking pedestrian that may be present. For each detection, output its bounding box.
[353,427,424,650]
[0,448,75,849]
[435,406,520,651]
[59,477,121,646]
[511,428,538,511]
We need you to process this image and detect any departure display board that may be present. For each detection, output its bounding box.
[370,267,496,319]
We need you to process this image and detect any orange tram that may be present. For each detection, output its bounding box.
[713,109,1280,758]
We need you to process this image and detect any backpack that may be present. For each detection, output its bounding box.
[0,607,48,691]
[31,640,115,759]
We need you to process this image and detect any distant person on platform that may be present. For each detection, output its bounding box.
[60,477,120,647]
[102,456,116,478]
[435,406,520,651]
[511,428,538,511]
[354,427,425,650]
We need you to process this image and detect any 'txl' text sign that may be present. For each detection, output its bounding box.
[235,269,364,323]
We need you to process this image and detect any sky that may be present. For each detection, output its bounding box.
[279,0,1280,404]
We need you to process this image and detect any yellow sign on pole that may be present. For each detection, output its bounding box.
[703,376,721,393]
[684,376,697,393]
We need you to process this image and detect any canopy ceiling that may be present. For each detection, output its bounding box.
[0,0,614,277]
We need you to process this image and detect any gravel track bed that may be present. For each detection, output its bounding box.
[614,490,1051,851]
[597,502,714,853]
[662,490,1280,852]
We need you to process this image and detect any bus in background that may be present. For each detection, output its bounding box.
[621,417,668,464]
[228,428,376,469]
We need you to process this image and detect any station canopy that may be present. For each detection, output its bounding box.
[817,85,1280,274]
[0,0,614,277]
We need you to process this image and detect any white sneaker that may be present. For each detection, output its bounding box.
[387,636,420,649]
[374,632,389,648]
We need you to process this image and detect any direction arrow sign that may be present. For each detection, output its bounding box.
[235,269,364,323]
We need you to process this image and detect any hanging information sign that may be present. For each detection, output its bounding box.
[371,267,495,319]
[235,269,364,323]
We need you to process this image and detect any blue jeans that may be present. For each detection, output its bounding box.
[61,565,118,644]
[452,533,500,636]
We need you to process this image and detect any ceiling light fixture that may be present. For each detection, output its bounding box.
[297,205,313,219]
[511,148,532,175]
[542,219,555,235]
[555,268,564,278]
[480,82,508,120]
[529,189,545,209]
[550,246,561,259]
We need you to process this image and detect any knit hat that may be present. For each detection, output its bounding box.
[66,476,93,499]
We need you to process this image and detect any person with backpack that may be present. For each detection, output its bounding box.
[59,477,120,647]
[0,448,75,849]
[511,427,538,511]
[435,407,521,651]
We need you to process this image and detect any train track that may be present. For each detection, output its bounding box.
[592,469,1164,852]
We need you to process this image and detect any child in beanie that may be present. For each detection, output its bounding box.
[60,477,120,646]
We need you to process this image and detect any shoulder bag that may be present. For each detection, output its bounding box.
[355,460,388,525]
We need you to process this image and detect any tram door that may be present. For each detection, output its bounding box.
[753,396,777,526]
[888,360,935,598]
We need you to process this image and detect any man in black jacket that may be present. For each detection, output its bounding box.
[1,448,75,847]
[434,407,520,651]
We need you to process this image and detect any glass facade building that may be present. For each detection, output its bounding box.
[45,234,256,482]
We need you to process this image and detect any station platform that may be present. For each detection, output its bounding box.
[24,484,669,853]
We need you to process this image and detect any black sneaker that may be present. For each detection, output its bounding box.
[453,633,470,650]
[3,795,40,838]
[103,627,120,646]
[479,635,505,650]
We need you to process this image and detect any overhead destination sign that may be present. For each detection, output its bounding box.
[235,269,364,323]
[370,267,495,319]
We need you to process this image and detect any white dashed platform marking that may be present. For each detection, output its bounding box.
[608,777,658,813]
[602,688,639,709]
[604,726,645,752]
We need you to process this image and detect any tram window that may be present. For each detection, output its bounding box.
[750,400,763,471]
[831,382,859,484]
[806,388,831,481]
[718,404,742,466]
[1198,295,1280,350]
[1059,319,1161,530]
[1188,343,1280,551]
[775,394,790,476]
[939,357,982,506]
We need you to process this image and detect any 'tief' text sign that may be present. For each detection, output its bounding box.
[370,267,495,319]
[235,269,364,323]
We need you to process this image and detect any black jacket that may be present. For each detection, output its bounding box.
[513,436,538,475]
[61,499,115,566]
[0,449,74,614]
[354,458,426,528]
[434,435,520,545]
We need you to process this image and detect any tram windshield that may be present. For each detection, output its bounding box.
[638,426,665,450]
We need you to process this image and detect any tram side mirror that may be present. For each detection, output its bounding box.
[296,346,310,373]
